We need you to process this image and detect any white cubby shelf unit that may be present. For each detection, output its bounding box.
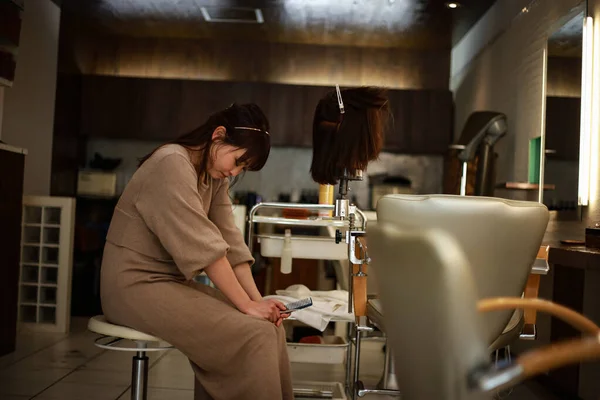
[18,196,76,333]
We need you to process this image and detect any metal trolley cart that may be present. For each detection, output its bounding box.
[246,170,392,400]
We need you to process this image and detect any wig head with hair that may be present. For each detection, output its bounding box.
[139,103,271,181]
[310,86,390,185]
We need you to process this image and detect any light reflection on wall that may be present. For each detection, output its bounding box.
[73,37,449,89]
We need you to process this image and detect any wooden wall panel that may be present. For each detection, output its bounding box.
[51,74,85,196]
[64,36,450,90]
[79,76,453,153]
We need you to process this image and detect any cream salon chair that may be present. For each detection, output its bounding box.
[355,194,549,398]
[367,195,600,399]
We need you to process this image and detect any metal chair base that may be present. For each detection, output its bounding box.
[131,351,149,400]
[351,324,402,399]
[92,336,172,400]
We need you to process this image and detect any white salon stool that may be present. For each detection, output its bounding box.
[88,315,173,400]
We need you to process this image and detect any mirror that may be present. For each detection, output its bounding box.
[543,5,585,213]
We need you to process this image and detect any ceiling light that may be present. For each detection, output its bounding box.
[200,7,264,24]
[446,2,460,9]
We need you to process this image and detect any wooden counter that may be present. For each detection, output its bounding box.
[536,217,600,400]
[548,244,600,270]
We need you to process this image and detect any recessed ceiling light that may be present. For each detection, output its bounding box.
[446,2,460,9]
[200,7,264,24]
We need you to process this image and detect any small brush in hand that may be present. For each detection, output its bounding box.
[280,297,313,313]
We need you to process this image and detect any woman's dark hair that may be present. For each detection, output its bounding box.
[139,103,270,181]
[310,86,390,185]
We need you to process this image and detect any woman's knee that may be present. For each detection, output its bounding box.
[245,320,280,351]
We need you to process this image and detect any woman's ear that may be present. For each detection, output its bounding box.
[212,126,227,141]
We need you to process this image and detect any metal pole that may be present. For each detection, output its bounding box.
[131,350,148,400]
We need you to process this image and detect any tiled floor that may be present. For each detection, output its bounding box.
[0,318,558,399]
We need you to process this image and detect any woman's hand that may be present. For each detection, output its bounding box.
[242,299,291,327]
[265,299,291,327]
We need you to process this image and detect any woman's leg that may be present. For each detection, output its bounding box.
[275,319,294,400]
[104,280,293,400]
[193,371,213,400]
[186,282,294,400]
[192,327,293,400]
[189,322,289,400]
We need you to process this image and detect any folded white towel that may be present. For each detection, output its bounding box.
[276,286,349,303]
[265,285,354,331]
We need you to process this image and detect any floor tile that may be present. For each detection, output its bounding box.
[80,348,164,372]
[10,331,103,371]
[0,367,72,396]
[60,368,132,387]
[118,388,193,400]
[0,331,68,369]
[34,381,127,400]
[148,351,194,390]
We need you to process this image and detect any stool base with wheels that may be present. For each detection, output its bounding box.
[88,315,173,400]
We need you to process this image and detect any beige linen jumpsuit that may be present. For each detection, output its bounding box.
[100,144,294,400]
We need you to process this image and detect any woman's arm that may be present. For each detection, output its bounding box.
[205,258,253,311]
[133,153,284,323]
[208,180,255,269]
[232,262,263,301]
[205,256,286,323]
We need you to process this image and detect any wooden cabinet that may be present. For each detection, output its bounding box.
[177,80,222,137]
[0,146,25,356]
[267,84,302,147]
[81,76,144,139]
[52,74,86,197]
[266,84,326,147]
[385,89,454,154]
[80,76,453,154]
[141,78,182,140]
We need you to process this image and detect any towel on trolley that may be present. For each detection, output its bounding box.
[264,284,355,331]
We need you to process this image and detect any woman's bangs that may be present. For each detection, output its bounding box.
[238,135,270,171]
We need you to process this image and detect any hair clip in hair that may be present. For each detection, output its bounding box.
[335,84,345,114]
[234,126,270,136]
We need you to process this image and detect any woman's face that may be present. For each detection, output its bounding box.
[207,127,247,180]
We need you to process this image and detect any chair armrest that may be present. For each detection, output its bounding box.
[521,246,548,339]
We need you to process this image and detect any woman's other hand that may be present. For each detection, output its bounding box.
[243,299,290,326]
